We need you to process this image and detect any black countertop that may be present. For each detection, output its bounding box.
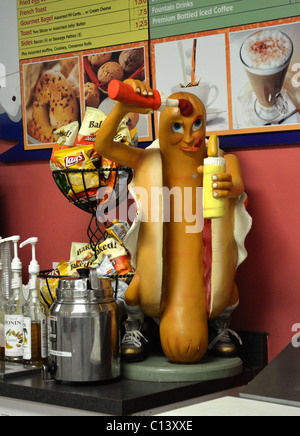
[0,331,267,415]
[0,367,254,416]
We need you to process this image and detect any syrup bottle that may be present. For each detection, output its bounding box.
[2,236,25,363]
[20,238,48,368]
[0,245,4,361]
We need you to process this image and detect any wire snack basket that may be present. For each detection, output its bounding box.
[52,166,133,253]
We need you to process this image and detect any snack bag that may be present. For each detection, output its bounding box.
[75,107,104,151]
[96,255,127,316]
[68,188,99,209]
[74,108,131,188]
[55,121,79,146]
[50,109,133,209]
[75,107,132,148]
[39,260,69,307]
[66,261,88,276]
[54,144,100,195]
[50,121,79,171]
[97,255,117,277]
[106,220,130,245]
[70,242,96,265]
[94,236,134,277]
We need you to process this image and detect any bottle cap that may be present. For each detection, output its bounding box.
[204,156,226,166]
[159,91,179,111]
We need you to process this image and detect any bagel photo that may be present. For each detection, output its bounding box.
[24,57,81,145]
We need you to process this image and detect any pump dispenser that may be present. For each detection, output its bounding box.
[203,135,226,219]
[1,236,25,363]
[20,237,48,367]
[1,238,12,301]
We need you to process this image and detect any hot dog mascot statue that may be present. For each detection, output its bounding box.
[95,79,252,364]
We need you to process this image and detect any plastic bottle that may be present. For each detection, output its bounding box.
[0,297,4,361]
[203,135,226,219]
[0,238,4,361]
[2,236,25,363]
[0,238,2,295]
[20,237,48,368]
[108,80,194,116]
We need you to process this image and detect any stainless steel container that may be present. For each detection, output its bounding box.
[48,270,120,383]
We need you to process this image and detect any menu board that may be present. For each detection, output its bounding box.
[149,0,300,39]
[17,0,151,150]
[18,0,149,60]
[2,0,300,162]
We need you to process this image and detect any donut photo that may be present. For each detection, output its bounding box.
[23,57,81,146]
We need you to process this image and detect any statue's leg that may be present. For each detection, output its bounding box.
[124,273,142,314]
[120,273,148,362]
[208,282,242,357]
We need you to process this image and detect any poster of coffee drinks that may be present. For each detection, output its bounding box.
[151,17,300,136]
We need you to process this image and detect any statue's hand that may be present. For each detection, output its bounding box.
[114,79,155,115]
[197,165,234,199]
[210,172,234,199]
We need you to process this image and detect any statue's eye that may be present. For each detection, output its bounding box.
[172,122,184,134]
[192,118,202,131]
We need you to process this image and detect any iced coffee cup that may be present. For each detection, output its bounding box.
[240,29,293,121]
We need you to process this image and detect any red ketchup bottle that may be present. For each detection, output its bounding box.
[108,80,193,116]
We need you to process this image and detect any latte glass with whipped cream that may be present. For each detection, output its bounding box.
[240,29,293,120]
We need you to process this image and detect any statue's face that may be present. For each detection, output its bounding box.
[159,92,207,161]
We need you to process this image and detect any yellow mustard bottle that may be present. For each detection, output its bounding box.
[203,135,226,219]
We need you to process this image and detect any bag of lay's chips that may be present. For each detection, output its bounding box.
[50,121,80,171]
[50,108,134,207]
[73,107,131,189]
[54,144,100,195]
